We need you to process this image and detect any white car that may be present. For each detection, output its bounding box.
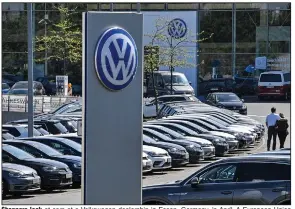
[143,95,201,118]
[142,152,153,173]
[143,145,172,170]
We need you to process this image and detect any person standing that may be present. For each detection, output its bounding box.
[265,107,281,151]
[276,113,289,149]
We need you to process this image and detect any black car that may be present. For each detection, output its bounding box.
[233,78,258,96]
[144,124,229,157]
[142,155,290,205]
[48,118,77,133]
[9,119,69,135]
[3,140,81,186]
[52,135,82,144]
[206,92,247,115]
[143,135,189,167]
[2,144,72,191]
[18,136,82,156]
[143,128,204,163]
[199,78,234,96]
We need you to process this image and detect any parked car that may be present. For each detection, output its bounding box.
[258,71,290,100]
[2,163,41,197]
[35,76,56,95]
[52,134,81,144]
[142,152,153,173]
[18,136,82,156]
[2,144,72,191]
[143,145,172,170]
[2,124,43,138]
[142,135,189,167]
[206,92,247,115]
[147,121,239,152]
[2,83,10,94]
[199,78,234,96]
[142,155,290,205]
[9,81,46,95]
[144,124,229,157]
[233,78,258,96]
[10,119,69,135]
[146,71,195,97]
[3,140,81,186]
[143,127,206,162]
[144,95,201,118]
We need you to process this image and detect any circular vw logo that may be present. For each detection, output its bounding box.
[95,27,138,91]
[168,18,187,39]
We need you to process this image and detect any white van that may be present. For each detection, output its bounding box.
[258,71,290,100]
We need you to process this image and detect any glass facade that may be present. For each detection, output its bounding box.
[2,3,291,87]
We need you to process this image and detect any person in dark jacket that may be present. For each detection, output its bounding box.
[276,113,289,149]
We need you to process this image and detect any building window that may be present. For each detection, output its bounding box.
[2,3,26,11]
[199,11,232,53]
[268,3,291,10]
[200,3,232,10]
[100,3,110,11]
[236,11,268,53]
[139,3,166,11]
[87,4,98,11]
[113,3,131,11]
[167,3,199,10]
[235,3,268,10]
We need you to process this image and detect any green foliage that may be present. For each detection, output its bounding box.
[35,6,82,65]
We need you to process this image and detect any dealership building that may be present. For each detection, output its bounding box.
[2,3,291,94]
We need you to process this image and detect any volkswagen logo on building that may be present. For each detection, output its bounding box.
[95,27,138,91]
[168,18,187,39]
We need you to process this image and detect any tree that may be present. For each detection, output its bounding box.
[35,6,82,76]
[144,17,212,117]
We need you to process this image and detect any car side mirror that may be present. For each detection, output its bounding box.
[189,81,192,85]
[191,177,200,188]
[241,99,244,102]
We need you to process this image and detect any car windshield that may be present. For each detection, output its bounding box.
[203,118,227,129]
[54,122,69,134]
[12,82,29,89]
[23,127,43,136]
[9,89,28,95]
[36,127,50,135]
[216,94,240,102]
[144,129,172,141]
[3,145,35,160]
[2,83,9,89]
[2,132,15,140]
[143,135,158,143]
[162,74,189,85]
[29,142,62,156]
[148,126,184,139]
[59,138,81,151]
[260,74,282,82]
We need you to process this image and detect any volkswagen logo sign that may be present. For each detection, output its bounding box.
[95,27,138,91]
[168,18,187,39]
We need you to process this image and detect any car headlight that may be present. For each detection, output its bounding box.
[168,148,181,154]
[213,139,224,145]
[242,104,247,109]
[42,166,58,172]
[8,171,25,178]
[186,145,201,151]
[73,162,81,168]
[147,151,157,157]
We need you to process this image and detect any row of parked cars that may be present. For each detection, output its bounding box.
[2,113,82,198]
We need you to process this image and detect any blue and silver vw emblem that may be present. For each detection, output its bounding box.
[95,27,138,91]
[168,18,187,39]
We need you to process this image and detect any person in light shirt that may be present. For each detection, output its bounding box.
[265,107,281,151]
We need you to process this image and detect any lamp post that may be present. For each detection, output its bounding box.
[38,10,50,76]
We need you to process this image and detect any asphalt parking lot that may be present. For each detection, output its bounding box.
[2,101,290,205]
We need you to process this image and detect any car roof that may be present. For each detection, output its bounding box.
[210,92,237,95]
[158,95,191,98]
[2,124,28,128]
[260,71,289,75]
[216,155,290,164]
[154,71,183,75]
